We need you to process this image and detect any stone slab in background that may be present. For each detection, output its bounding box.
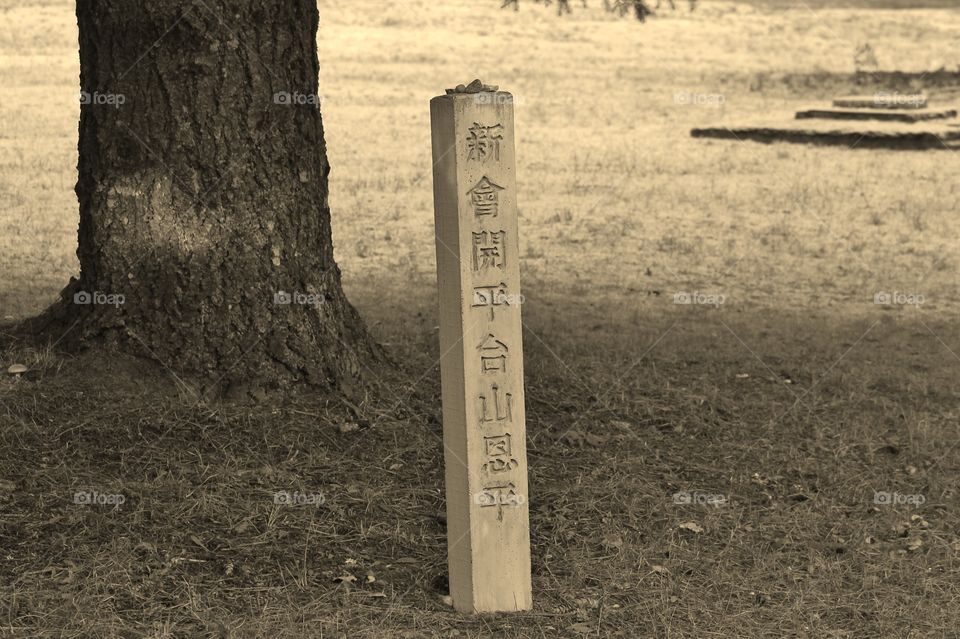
[832,94,928,109]
[795,108,957,123]
[690,125,960,151]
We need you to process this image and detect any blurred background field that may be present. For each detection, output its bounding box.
[1,0,959,323]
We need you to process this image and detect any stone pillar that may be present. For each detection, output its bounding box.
[430,82,532,613]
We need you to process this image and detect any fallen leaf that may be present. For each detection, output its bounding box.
[906,538,923,552]
[334,573,357,583]
[678,521,704,534]
[134,541,157,554]
[569,622,594,635]
[561,429,608,448]
[601,534,623,550]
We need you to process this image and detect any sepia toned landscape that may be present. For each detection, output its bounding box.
[1,0,958,636]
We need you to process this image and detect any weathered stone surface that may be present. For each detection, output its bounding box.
[430,88,532,613]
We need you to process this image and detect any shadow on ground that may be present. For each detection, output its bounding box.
[1,284,957,638]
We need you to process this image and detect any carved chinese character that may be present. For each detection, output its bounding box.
[477,333,508,374]
[477,481,523,520]
[466,122,504,162]
[479,383,512,423]
[482,433,519,474]
[484,433,512,457]
[473,282,511,320]
[477,482,522,506]
[467,176,504,217]
[484,458,516,474]
[472,230,505,271]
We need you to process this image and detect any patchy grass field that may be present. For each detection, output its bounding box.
[2,0,960,637]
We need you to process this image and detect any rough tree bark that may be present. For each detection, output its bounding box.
[32,0,380,393]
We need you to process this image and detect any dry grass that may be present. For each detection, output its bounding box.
[2,311,958,637]
[1,0,960,637]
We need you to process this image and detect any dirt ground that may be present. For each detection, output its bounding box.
[1,0,959,637]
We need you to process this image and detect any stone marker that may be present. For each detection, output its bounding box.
[430,80,532,614]
[832,94,927,110]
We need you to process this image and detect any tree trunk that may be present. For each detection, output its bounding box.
[31,0,380,393]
